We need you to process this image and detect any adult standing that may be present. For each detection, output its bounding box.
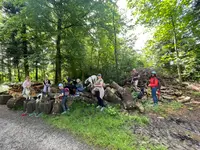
[148,71,159,106]
[92,74,105,111]
[43,77,51,95]
[131,68,140,90]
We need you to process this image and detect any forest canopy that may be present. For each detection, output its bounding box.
[0,0,200,83]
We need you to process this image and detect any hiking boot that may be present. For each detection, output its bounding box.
[61,111,67,114]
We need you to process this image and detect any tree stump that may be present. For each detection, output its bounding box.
[6,97,25,109]
[0,95,12,105]
[52,102,62,114]
[44,100,54,114]
[26,99,36,113]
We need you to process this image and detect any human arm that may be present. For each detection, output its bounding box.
[94,79,104,87]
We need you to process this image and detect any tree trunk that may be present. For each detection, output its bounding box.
[8,58,12,82]
[17,64,21,82]
[35,61,38,81]
[55,18,62,84]
[22,24,29,77]
[111,81,135,110]
[171,15,182,83]
[112,5,119,82]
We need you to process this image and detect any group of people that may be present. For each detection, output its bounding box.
[131,69,160,106]
[57,74,105,114]
[21,69,160,115]
[21,74,105,114]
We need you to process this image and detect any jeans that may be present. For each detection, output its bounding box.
[61,96,68,112]
[97,96,105,107]
[151,87,158,104]
[77,87,84,92]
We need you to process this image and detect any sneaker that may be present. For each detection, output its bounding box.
[96,105,101,109]
[61,111,67,114]
[21,113,27,117]
[100,107,105,111]
[35,113,43,117]
[29,112,36,117]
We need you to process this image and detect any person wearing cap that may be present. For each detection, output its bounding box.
[76,79,84,92]
[58,83,68,114]
[92,74,105,111]
[131,68,140,90]
[148,71,159,106]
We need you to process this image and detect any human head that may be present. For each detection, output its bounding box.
[97,73,102,79]
[26,76,30,81]
[58,83,63,89]
[132,68,136,72]
[151,71,156,77]
[76,78,80,83]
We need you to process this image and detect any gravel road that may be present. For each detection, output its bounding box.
[0,105,94,150]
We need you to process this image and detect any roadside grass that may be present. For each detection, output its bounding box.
[144,100,183,117]
[13,105,24,111]
[43,101,166,150]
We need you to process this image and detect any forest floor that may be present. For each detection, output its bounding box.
[134,102,200,150]
[0,105,94,150]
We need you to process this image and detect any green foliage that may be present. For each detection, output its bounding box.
[43,101,165,149]
[144,100,183,117]
[128,0,200,81]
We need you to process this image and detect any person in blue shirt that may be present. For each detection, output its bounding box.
[58,83,68,114]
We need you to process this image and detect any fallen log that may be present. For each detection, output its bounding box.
[177,96,191,103]
[104,87,122,104]
[111,81,135,110]
[7,97,25,109]
[0,95,12,105]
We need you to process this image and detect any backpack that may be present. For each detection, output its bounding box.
[156,77,161,91]
[64,88,70,96]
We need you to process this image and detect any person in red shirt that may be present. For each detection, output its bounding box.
[148,71,159,106]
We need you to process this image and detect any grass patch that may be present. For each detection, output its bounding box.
[43,101,166,150]
[190,91,200,97]
[13,105,23,111]
[144,100,183,117]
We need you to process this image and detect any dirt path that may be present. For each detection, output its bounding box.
[132,107,200,150]
[0,105,94,150]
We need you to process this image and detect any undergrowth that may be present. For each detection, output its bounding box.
[43,101,166,150]
[144,100,183,117]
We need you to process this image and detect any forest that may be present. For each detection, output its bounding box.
[0,0,199,84]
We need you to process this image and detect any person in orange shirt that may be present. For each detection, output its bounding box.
[148,71,159,106]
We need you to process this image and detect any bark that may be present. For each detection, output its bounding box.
[22,24,29,77]
[17,64,21,82]
[55,18,62,84]
[112,5,119,81]
[104,87,121,104]
[171,15,182,83]
[35,61,38,81]
[111,81,135,110]
[8,58,12,82]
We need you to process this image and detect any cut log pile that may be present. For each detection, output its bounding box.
[0,69,200,115]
